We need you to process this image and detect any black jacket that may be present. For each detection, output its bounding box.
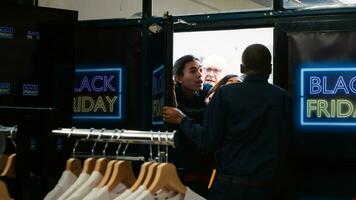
[172,83,214,173]
[180,75,293,199]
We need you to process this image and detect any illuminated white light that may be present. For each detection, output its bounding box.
[339,0,356,4]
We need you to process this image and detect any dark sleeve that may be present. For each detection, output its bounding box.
[179,89,225,153]
[201,89,226,152]
[178,105,205,123]
[179,116,205,149]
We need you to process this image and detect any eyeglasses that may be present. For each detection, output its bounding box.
[203,67,222,74]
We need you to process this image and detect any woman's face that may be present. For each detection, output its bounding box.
[175,60,204,92]
[226,76,240,85]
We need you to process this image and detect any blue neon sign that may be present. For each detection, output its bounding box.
[0,82,10,95]
[299,64,356,126]
[152,65,164,125]
[73,67,124,120]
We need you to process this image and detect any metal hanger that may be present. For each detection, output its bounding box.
[9,126,17,151]
[70,127,79,158]
[165,131,169,163]
[149,131,154,161]
[102,129,116,157]
[91,128,104,157]
[65,127,82,176]
[157,130,161,163]
[115,130,123,160]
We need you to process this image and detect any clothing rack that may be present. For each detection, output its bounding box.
[0,125,17,137]
[52,128,176,147]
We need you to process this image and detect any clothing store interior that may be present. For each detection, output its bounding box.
[2,0,356,199]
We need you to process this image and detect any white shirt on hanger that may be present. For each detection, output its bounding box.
[44,170,77,200]
[82,187,99,200]
[131,187,177,200]
[57,172,90,200]
[124,185,147,200]
[116,186,169,200]
[66,171,103,200]
[83,183,127,200]
[136,187,206,200]
[113,188,132,200]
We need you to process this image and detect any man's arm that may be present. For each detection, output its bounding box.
[163,107,205,150]
[163,107,215,152]
[163,89,225,152]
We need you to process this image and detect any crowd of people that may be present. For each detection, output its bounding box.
[163,44,293,200]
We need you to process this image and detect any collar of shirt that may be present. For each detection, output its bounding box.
[175,84,206,107]
[243,74,269,82]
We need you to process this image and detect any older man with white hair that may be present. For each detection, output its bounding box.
[202,54,226,86]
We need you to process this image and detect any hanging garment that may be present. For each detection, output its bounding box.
[106,160,136,192]
[84,184,126,200]
[125,186,176,200]
[136,188,177,200]
[66,171,103,200]
[44,170,77,200]
[57,173,90,200]
[113,188,132,200]
[123,185,148,200]
[136,187,205,200]
[82,187,99,200]
[115,185,176,200]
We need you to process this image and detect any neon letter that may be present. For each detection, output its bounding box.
[79,76,91,92]
[91,76,104,92]
[330,99,336,117]
[349,76,356,94]
[307,99,317,117]
[310,76,322,94]
[73,97,79,112]
[317,99,330,118]
[322,76,333,94]
[93,96,106,112]
[337,99,353,118]
[82,96,94,112]
[333,76,349,94]
[104,75,115,92]
[105,96,117,112]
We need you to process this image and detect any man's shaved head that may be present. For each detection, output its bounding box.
[241,44,271,75]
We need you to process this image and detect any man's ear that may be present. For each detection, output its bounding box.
[240,64,246,74]
[175,75,183,84]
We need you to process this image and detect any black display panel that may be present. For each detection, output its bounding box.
[74,24,142,129]
[289,31,356,130]
[0,6,77,114]
[274,20,356,197]
[0,6,77,199]
[275,22,356,158]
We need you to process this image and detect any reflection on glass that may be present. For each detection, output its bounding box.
[152,0,272,17]
[284,0,356,9]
